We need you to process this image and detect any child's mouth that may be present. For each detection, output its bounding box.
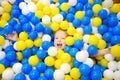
[57,43,62,48]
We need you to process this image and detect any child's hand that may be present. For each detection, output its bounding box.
[96,48,110,56]
[7,32,19,41]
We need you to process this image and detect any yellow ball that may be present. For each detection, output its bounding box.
[54,59,62,69]
[43,6,51,15]
[35,10,44,19]
[97,39,106,49]
[52,0,58,3]
[70,68,81,79]
[0,64,5,74]
[15,41,26,51]
[36,2,44,10]
[102,78,108,80]
[88,35,99,45]
[60,21,69,30]
[100,59,108,68]
[19,32,28,41]
[88,0,94,4]
[95,55,104,60]
[92,17,102,27]
[67,26,76,35]
[75,11,84,20]
[0,36,5,45]
[65,36,74,46]
[61,53,71,63]
[28,55,39,67]
[3,4,12,13]
[60,3,69,12]
[25,39,34,48]
[16,52,23,61]
[1,13,10,21]
[0,20,7,28]
[74,32,83,40]
[51,22,60,32]
[51,7,60,16]
[64,75,72,80]
[34,38,42,47]
[56,49,64,59]
[44,56,55,66]
[110,45,120,57]
[92,4,102,14]
[110,4,120,13]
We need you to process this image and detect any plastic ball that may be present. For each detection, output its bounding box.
[103,69,114,80]
[113,71,120,80]
[4,25,13,34]
[79,64,90,75]
[92,4,102,14]
[22,6,30,15]
[73,32,83,40]
[68,0,77,6]
[97,39,106,49]
[52,14,64,22]
[87,45,98,55]
[113,26,120,35]
[75,11,84,20]
[42,15,50,24]
[42,41,51,50]
[44,27,52,34]
[19,2,27,9]
[98,25,108,34]
[50,22,59,32]
[64,75,72,80]
[83,58,94,67]
[44,68,54,79]
[108,61,117,71]
[14,24,22,33]
[28,55,39,67]
[29,70,39,80]
[60,3,69,12]
[75,3,84,11]
[111,35,120,45]
[0,51,6,60]
[66,13,74,22]
[72,18,81,28]
[104,54,114,61]
[1,12,10,21]
[0,64,5,74]
[110,45,120,57]
[0,36,5,45]
[36,62,46,72]
[69,48,78,57]
[22,48,32,58]
[60,20,69,30]
[100,59,108,68]
[48,46,57,56]
[0,7,4,15]
[28,31,38,40]
[42,34,51,42]
[85,10,94,18]
[104,0,113,8]
[25,39,34,48]
[83,34,89,43]
[92,17,102,27]
[74,40,84,49]
[61,53,71,63]
[3,3,12,13]
[51,7,60,16]
[98,9,108,19]
[0,20,7,28]
[2,69,14,80]
[54,59,62,69]
[27,2,37,13]
[33,38,42,47]
[22,23,32,32]
[76,50,89,62]
[54,70,65,80]
[15,41,26,51]
[103,32,112,43]
[70,68,81,79]
[6,51,16,61]
[16,52,23,61]
[65,36,74,46]
[82,17,90,26]
[108,17,118,27]
[35,10,44,19]
[12,63,22,73]
[88,35,99,45]
[14,73,26,80]
[44,56,55,66]
[60,63,71,73]
[117,12,120,20]
[72,59,82,68]
[83,25,92,34]
[35,23,44,32]
[22,63,32,74]
[91,70,102,80]
[19,32,28,41]
[67,26,76,35]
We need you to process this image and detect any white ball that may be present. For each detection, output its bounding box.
[38,32,43,38]
[103,8,110,15]
[19,2,27,9]
[0,46,2,51]
[68,0,77,6]
[60,63,71,74]
[42,15,51,24]
[103,69,114,80]
[108,61,117,71]
[27,2,37,12]
[117,12,120,20]
[113,71,120,80]
[22,6,30,15]
[76,27,83,34]
[12,63,22,73]
[104,0,113,8]
[95,33,102,39]
[2,69,14,80]
[92,26,98,34]
[25,74,30,80]
[24,0,31,3]
[8,0,16,4]
[0,0,8,6]
[76,50,89,62]
[83,58,94,67]
[48,46,57,56]
[104,54,114,61]
[50,4,56,8]
[54,70,65,80]
[52,14,63,22]
[39,0,50,6]
[2,40,11,49]
[13,42,17,51]
[83,34,90,43]
[0,7,3,15]
[83,43,89,50]
[0,51,6,60]
[117,61,120,70]
[42,34,51,42]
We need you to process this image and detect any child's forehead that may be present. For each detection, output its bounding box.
[55,30,66,35]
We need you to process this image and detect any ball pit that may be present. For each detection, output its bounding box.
[0,0,120,80]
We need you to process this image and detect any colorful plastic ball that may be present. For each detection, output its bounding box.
[72,19,81,28]
[6,51,16,61]
[28,55,39,67]
[0,64,5,74]
[48,46,57,56]
[100,59,108,68]
[110,45,120,57]
[75,11,84,20]
[83,58,94,68]
[98,25,108,34]
[22,48,32,58]
[108,61,117,71]
[66,13,74,22]
[65,36,74,46]
[87,45,98,55]
[60,63,71,73]
[111,35,120,45]
[36,49,47,60]
[83,25,92,34]
[91,70,102,80]
[64,75,72,80]
[54,59,62,69]
[72,59,82,68]
[85,10,94,18]
[64,46,71,53]
[0,35,5,45]
[35,23,44,32]
[38,76,47,80]
[54,70,65,80]
[74,32,83,40]
[0,51,6,60]
[61,53,72,63]
[31,16,40,25]
[79,64,90,75]
[4,25,13,34]
[16,51,23,61]
[104,54,114,61]
[103,32,112,42]
[60,20,69,30]
[88,35,99,45]
[74,40,84,49]
[28,31,38,40]
[42,41,51,50]
[42,15,50,24]
[22,63,32,74]
[19,15,28,24]
[92,17,102,27]
[94,0,102,4]
[8,18,17,26]
[11,9,21,18]
[19,32,28,41]
[19,2,27,9]
[2,69,14,80]
[29,69,39,80]
[50,22,59,32]
[113,71,120,80]
[70,68,81,79]
[3,3,12,12]
[68,7,76,14]
[98,9,108,19]
[69,48,78,57]
[34,37,42,47]
[82,17,90,26]
[44,68,54,79]
[36,62,46,72]
[92,4,102,14]
[117,12,120,20]
[108,16,119,27]
[103,69,114,80]
[14,24,22,33]
[44,27,52,34]
[44,56,55,66]
[22,23,32,33]
[75,3,84,11]
[25,39,34,48]
[52,14,64,22]
[76,50,89,62]
[60,11,67,19]
[1,12,10,21]
[12,63,22,73]
[97,39,106,49]
[60,2,69,12]
[67,26,76,35]
[42,34,51,42]
[15,41,26,51]
[14,73,26,80]
[112,26,120,35]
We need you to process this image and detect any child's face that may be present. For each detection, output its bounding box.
[54,30,66,49]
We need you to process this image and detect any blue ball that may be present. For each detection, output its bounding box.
[0,58,10,67]
[26,12,34,20]
[68,7,76,14]
[19,15,28,25]
[22,63,32,74]
[75,3,84,11]
[103,32,113,43]
[91,70,102,80]
[112,26,120,35]
[74,40,84,49]
[58,0,68,4]
[85,10,94,18]
[64,46,72,53]
[22,48,32,58]
[100,66,106,73]
[35,23,44,32]
[77,0,88,5]
[22,58,28,64]
[29,70,40,80]
[29,31,38,40]
[44,68,54,79]
[4,45,14,53]
[4,25,13,34]
[85,4,93,10]
[6,51,16,61]
[31,16,40,25]
[111,35,120,45]
[79,64,90,75]
[98,25,108,34]
[81,17,90,26]
[10,60,18,67]
[36,50,47,60]
[38,77,47,80]
[81,75,90,80]
[14,73,26,80]
[72,19,81,28]
[23,23,32,32]
[11,10,21,18]
[91,64,101,71]
[12,5,19,10]
[87,45,98,56]
[69,48,79,57]
[36,62,47,72]
[42,41,52,50]
[31,46,39,55]
[72,59,82,68]
[94,0,102,5]
[14,24,22,33]
[44,27,52,35]
[66,13,74,22]
[108,17,119,27]
[60,11,67,19]
[83,25,92,34]
[98,9,108,19]
[8,19,17,26]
